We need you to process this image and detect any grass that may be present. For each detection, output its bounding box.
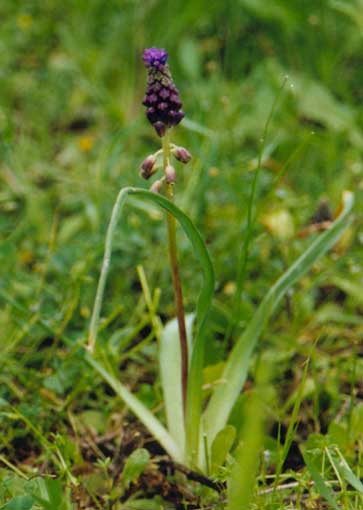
[1,1,363,508]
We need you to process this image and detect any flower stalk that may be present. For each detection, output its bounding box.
[162,131,189,416]
[141,47,190,417]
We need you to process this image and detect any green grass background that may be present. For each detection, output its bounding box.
[1,1,363,508]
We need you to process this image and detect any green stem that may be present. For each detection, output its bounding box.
[162,131,188,416]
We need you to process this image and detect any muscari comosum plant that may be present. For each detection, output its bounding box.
[85,48,354,473]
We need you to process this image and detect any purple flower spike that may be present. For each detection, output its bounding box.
[142,48,185,137]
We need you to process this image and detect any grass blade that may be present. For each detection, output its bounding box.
[330,447,363,494]
[204,191,354,446]
[302,449,341,510]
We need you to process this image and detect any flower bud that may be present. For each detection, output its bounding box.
[172,146,192,164]
[165,164,176,184]
[154,121,166,138]
[140,155,157,180]
[150,178,163,194]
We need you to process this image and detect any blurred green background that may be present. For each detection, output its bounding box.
[1,0,363,505]
[1,0,362,321]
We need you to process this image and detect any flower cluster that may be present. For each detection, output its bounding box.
[142,48,185,137]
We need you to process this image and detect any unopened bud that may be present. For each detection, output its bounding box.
[140,155,157,180]
[165,164,176,184]
[154,121,167,138]
[172,146,192,164]
[150,178,163,194]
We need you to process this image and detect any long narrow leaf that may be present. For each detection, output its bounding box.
[227,385,267,510]
[204,191,354,446]
[85,353,183,462]
[159,314,194,454]
[126,189,215,468]
[330,447,363,494]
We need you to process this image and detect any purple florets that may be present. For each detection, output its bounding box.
[143,47,168,68]
[142,48,185,137]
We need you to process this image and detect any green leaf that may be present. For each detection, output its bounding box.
[25,478,71,510]
[292,75,353,131]
[351,403,363,441]
[330,0,363,30]
[337,460,363,493]
[329,447,363,494]
[181,118,214,137]
[159,314,194,455]
[239,0,295,25]
[328,422,349,451]
[124,499,162,510]
[211,425,236,474]
[227,375,268,510]
[85,352,183,462]
[1,496,34,510]
[79,410,107,435]
[178,38,201,79]
[0,398,9,408]
[204,191,354,447]
[122,448,150,489]
[302,449,340,510]
[330,276,363,305]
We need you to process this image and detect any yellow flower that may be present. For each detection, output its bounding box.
[223,281,237,296]
[261,209,294,240]
[208,166,220,177]
[78,135,94,152]
[17,14,33,30]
